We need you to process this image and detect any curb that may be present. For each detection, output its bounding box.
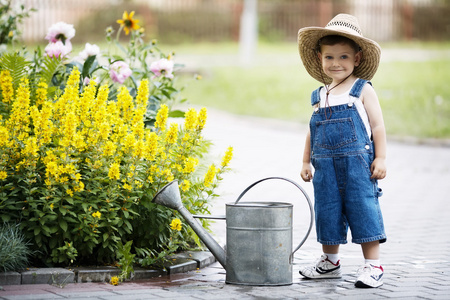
[0,250,216,286]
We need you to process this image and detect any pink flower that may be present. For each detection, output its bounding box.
[150,58,174,79]
[45,40,72,58]
[109,61,132,84]
[78,43,100,61]
[45,22,75,43]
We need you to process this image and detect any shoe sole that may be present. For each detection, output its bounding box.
[355,280,383,288]
[299,271,342,279]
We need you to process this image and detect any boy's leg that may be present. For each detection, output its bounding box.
[361,240,379,260]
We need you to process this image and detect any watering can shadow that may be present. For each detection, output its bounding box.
[152,176,314,286]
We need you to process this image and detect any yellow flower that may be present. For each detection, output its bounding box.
[184,108,197,130]
[0,171,7,180]
[36,82,48,107]
[66,189,74,197]
[181,180,190,192]
[183,157,198,174]
[165,123,178,144]
[221,146,233,168]
[108,162,121,180]
[155,104,169,131]
[136,79,149,108]
[170,218,182,231]
[117,11,140,35]
[110,276,119,286]
[123,183,132,191]
[197,108,207,130]
[92,211,101,219]
[49,203,54,210]
[0,126,9,147]
[0,70,14,104]
[204,164,217,187]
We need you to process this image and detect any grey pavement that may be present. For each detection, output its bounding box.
[1,108,449,299]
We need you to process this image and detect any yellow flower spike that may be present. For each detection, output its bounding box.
[108,162,120,180]
[117,11,140,35]
[36,82,48,107]
[181,180,191,192]
[184,108,198,131]
[221,146,234,168]
[0,70,14,104]
[136,79,149,108]
[204,164,217,187]
[155,104,169,132]
[197,108,207,130]
[170,218,182,231]
[165,123,178,144]
[92,211,101,219]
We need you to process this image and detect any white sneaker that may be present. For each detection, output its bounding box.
[299,254,342,279]
[355,264,384,288]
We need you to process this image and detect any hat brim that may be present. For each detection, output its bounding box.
[298,27,381,85]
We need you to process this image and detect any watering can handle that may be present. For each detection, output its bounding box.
[234,177,314,261]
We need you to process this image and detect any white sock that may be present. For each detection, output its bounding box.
[324,253,340,265]
[365,259,381,267]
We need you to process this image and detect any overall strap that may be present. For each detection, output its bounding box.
[349,79,372,98]
[311,86,323,106]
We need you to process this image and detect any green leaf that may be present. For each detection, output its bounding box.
[169,110,185,118]
[60,219,68,232]
[0,52,30,89]
[59,206,67,216]
[81,55,97,79]
[34,227,41,236]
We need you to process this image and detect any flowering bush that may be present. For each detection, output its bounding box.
[0,11,233,266]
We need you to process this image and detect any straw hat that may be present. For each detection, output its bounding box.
[297,14,381,85]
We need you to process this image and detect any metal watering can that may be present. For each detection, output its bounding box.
[152,177,314,286]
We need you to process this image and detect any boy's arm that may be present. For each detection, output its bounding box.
[362,85,387,180]
[300,129,313,182]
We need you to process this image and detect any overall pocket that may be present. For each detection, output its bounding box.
[314,117,357,150]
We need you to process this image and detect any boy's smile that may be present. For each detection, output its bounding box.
[318,43,361,84]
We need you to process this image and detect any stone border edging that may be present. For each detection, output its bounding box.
[0,251,215,286]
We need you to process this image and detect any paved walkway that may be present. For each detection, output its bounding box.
[1,108,449,299]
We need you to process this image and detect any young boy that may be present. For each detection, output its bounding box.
[297,14,387,288]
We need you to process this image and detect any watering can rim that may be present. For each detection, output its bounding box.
[225,201,293,207]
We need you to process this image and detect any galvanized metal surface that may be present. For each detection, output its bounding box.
[226,202,294,285]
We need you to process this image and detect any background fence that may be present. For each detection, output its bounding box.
[13,0,450,44]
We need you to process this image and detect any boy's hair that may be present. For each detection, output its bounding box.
[316,35,361,53]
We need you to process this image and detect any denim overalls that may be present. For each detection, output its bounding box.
[309,79,386,245]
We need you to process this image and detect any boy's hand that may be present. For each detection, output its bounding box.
[301,164,313,182]
[370,158,386,179]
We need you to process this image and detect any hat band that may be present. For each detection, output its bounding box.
[325,21,362,36]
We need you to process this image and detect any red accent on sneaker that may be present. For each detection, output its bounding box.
[371,264,384,272]
[326,258,340,266]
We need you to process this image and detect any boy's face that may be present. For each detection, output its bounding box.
[318,43,361,84]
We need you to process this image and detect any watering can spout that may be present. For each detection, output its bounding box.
[152,180,227,269]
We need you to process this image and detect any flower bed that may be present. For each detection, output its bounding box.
[0,7,232,277]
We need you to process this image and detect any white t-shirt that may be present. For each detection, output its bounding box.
[319,83,372,138]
